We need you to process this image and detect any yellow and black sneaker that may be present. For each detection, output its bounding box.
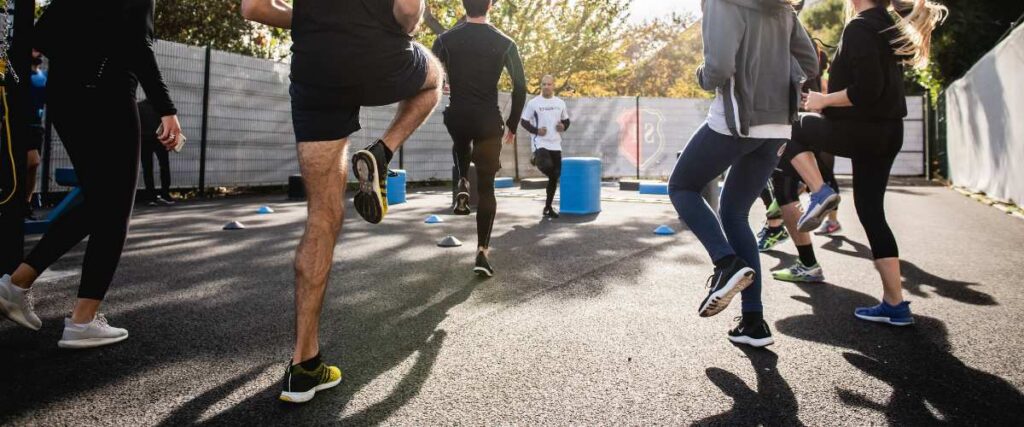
[280,356,343,404]
[352,141,391,224]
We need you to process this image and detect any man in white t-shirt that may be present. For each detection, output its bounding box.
[520,75,570,218]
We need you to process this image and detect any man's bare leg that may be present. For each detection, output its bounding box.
[26,150,40,207]
[293,139,348,365]
[379,48,444,152]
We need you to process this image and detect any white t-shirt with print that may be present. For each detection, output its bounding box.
[521,95,570,152]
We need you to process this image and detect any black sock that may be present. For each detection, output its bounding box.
[796,244,817,266]
[374,139,394,164]
[298,353,322,371]
[713,254,739,270]
[742,311,764,323]
[768,224,784,233]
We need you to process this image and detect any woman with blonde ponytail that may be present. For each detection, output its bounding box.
[778,0,947,326]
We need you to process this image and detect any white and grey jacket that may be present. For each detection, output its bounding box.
[697,0,819,137]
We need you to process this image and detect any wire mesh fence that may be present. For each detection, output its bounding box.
[36,40,927,199]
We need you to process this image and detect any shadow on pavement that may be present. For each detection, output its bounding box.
[776,282,1024,424]
[693,346,804,427]
[821,236,996,306]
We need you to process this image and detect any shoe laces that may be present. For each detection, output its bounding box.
[94,313,110,328]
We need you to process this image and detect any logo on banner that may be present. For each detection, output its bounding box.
[617,108,666,170]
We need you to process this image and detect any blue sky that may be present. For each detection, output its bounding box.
[629,0,702,23]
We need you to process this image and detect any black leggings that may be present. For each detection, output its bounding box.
[784,113,903,259]
[25,88,141,300]
[141,138,170,199]
[445,110,502,248]
[535,148,561,208]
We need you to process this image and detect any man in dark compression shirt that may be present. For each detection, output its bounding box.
[432,0,527,277]
[242,0,443,404]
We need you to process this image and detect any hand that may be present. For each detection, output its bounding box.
[442,82,450,96]
[803,91,828,113]
[538,127,548,137]
[503,130,516,145]
[556,123,566,132]
[158,115,183,150]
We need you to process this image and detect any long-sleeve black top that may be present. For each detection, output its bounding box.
[431,22,527,133]
[823,6,907,121]
[36,0,176,117]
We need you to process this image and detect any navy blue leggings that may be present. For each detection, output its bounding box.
[669,124,786,313]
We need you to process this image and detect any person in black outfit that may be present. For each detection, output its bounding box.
[0,0,182,349]
[781,0,947,326]
[138,99,174,206]
[242,0,443,403]
[432,0,527,277]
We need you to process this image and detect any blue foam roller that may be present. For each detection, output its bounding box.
[387,169,407,205]
[654,225,676,235]
[494,177,514,189]
[425,215,444,224]
[639,182,670,195]
[559,157,602,215]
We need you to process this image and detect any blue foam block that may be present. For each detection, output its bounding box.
[494,177,514,189]
[639,182,670,195]
[654,225,677,235]
[559,158,602,215]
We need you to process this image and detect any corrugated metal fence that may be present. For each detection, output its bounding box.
[38,40,927,196]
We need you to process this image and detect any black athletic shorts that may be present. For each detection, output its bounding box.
[26,124,43,152]
[290,44,430,143]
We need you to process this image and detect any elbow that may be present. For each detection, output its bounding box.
[394,0,423,32]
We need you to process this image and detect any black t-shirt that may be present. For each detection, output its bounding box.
[291,0,414,87]
[823,6,908,121]
[431,22,527,132]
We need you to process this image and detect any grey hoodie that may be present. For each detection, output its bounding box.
[697,0,819,137]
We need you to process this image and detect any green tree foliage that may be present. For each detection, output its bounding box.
[800,0,844,51]
[422,0,706,97]
[928,0,1024,92]
[154,0,290,60]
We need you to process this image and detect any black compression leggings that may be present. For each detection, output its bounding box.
[25,89,141,300]
[535,149,562,208]
[447,112,502,249]
[784,113,903,259]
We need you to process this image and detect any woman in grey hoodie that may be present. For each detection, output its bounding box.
[667,0,818,348]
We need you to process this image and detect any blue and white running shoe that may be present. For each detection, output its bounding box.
[854,301,915,326]
[798,186,840,233]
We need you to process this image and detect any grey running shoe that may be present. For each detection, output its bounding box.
[58,314,128,349]
[0,274,42,331]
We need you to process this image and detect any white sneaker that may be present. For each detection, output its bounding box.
[0,274,42,331]
[57,314,128,349]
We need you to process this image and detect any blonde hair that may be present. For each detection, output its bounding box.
[846,0,948,69]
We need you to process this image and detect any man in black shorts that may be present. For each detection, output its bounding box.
[432,0,527,277]
[242,0,442,403]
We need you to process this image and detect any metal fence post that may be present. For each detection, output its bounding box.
[513,135,520,181]
[635,95,640,180]
[923,94,930,179]
[198,46,212,195]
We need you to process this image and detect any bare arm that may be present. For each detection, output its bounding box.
[241,0,292,29]
[804,89,853,111]
[394,0,425,34]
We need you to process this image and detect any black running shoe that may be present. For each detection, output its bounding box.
[474,251,494,277]
[279,359,343,403]
[698,257,755,318]
[727,316,775,348]
[454,178,471,216]
[352,142,390,224]
[543,206,560,219]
